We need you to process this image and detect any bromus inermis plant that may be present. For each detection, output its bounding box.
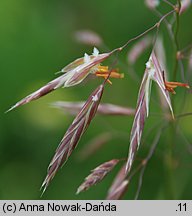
[7,0,191,199]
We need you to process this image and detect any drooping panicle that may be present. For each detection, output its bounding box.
[41,84,104,193]
[76,159,120,194]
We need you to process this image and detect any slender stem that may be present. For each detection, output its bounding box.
[119,24,158,51]
[164,122,175,199]
[153,9,174,41]
[134,167,146,200]
[173,1,181,81]
[170,4,181,193]
[180,43,192,53]
[134,129,163,199]
[116,9,175,51]
[106,10,175,86]
[176,112,192,119]
[178,59,185,82]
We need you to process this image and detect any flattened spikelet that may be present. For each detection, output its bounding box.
[41,85,104,194]
[7,50,113,112]
[76,159,119,194]
[126,52,174,173]
[52,101,135,116]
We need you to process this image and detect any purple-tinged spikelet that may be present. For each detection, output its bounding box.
[6,48,114,113]
[107,180,128,200]
[76,159,119,194]
[106,163,128,200]
[126,52,174,173]
[52,101,135,116]
[41,84,104,193]
[126,51,189,173]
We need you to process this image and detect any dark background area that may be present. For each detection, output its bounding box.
[0,0,192,199]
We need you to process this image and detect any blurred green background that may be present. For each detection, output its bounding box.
[0,0,192,199]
